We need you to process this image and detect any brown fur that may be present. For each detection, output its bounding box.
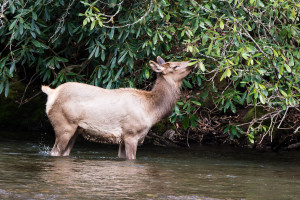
[42,56,192,159]
[146,75,180,121]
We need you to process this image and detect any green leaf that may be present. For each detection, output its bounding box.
[174,105,180,115]
[118,52,127,64]
[40,43,49,49]
[55,57,68,62]
[240,91,247,104]
[10,4,16,14]
[225,68,231,77]
[170,114,177,123]
[145,69,150,79]
[94,46,100,58]
[200,89,209,100]
[203,18,212,27]
[183,116,189,130]
[109,28,115,39]
[197,76,202,86]
[88,47,97,59]
[220,71,227,81]
[153,33,158,45]
[224,100,231,112]
[114,67,123,81]
[32,40,41,47]
[273,49,278,57]
[237,0,243,8]
[289,57,294,66]
[4,81,9,97]
[188,60,197,66]
[158,8,164,18]
[183,79,193,89]
[284,63,291,73]
[259,94,266,104]
[230,102,236,113]
[230,126,238,139]
[192,101,201,106]
[220,68,231,81]
[248,133,254,143]
[220,20,224,30]
[158,33,164,41]
[106,79,112,89]
[101,49,105,61]
[257,0,265,7]
[32,12,37,20]
[254,91,258,99]
[0,58,7,69]
[223,125,230,133]
[136,26,141,38]
[232,126,237,135]
[19,23,23,35]
[246,24,252,31]
[83,18,88,26]
[177,101,184,106]
[241,53,249,60]
[9,20,17,31]
[90,20,96,30]
[9,61,15,75]
[165,14,170,21]
[190,114,198,128]
[0,80,4,94]
[207,40,213,55]
[279,89,287,97]
[199,61,205,72]
[279,65,284,75]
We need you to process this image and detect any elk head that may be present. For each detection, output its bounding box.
[149,56,192,86]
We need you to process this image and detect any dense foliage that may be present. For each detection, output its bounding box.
[0,0,299,147]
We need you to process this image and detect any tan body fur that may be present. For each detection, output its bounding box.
[42,57,192,159]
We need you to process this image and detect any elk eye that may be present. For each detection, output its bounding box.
[174,66,179,69]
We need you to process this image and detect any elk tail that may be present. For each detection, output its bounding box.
[41,85,53,95]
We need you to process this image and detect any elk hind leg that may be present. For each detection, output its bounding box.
[50,124,78,156]
[62,132,79,156]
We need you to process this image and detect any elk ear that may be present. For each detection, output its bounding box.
[149,60,164,73]
[157,56,165,65]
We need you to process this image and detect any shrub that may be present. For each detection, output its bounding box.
[1,0,299,145]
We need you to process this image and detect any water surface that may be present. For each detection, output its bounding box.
[0,136,300,199]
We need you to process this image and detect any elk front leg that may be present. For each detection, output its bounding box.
[118,142,126,159]
[124,137,138,160]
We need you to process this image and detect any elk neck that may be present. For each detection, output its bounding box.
[148,74,181,123]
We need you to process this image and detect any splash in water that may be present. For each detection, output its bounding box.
[38,142,51,156]
[37,132,52,156]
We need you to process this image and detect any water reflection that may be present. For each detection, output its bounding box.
[39,157,160,198]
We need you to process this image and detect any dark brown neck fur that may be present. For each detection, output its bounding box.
[149,74,181,123]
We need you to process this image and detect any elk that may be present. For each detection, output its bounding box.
[42,56,193,159]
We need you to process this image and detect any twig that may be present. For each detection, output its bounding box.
[277,106,289,129]
[19,71,40,107]
[101,0,153,29]
[186,128,190,148]
[49,0,75,42]
[294,126,300,134]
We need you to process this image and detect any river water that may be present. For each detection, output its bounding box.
[0,135,300,200]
